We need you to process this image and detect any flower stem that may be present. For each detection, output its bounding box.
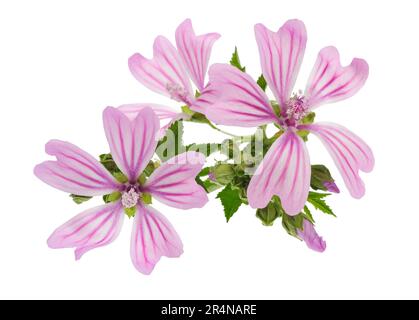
[206,121,240,138]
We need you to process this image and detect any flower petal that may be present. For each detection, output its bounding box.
[118,103,185,139]
[130,204,183,274]
[302,122,374,198]
[297,220,326,253]
[144,152,208,209]
[34,140,119,196]
[247,130,310,215]
[175,19,220,91]
[128,36,193,104]
[254,20,307,107]
[305,46,369,108]
[103,107,159,182]
[47,202,124,260]
[204,64,277,127]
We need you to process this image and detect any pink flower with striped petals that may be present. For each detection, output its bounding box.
[204,19,374,215]
[127,19,220,124]
[34,107,208,274]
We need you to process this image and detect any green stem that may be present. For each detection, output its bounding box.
[206,121,240,138]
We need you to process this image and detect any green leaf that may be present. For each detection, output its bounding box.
[156,120,185,161]
[103,191,121,203]
[70,194,92,204]
[124,206,137,218]
[307,191,336,217]
[256,74,267,91]
[229,47,246,72]
[303,205,315,224]
[216,184,243,222]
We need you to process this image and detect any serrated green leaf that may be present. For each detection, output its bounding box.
[216,184,243,222]
[230,47,246,72]
[256,74,267,91]
[308,191,336,217]
[303,205,315,224]
[70,194,92,204]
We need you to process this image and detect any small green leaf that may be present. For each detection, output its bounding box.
[303,205,315,224]
[229,47,246,72]
[256,74,267,91]
[216,184,243,222]
[103,191,121,203]
[70,194,92,204]
[124,206,137,218]
[307,191,336,217]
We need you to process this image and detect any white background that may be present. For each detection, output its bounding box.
[1,0,418,299]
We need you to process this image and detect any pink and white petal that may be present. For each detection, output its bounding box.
[118,103,185,139]
[103,107,159,182]
[190,84,219,113]
[34,140,119,196]
[255,20,307,107]
[130,204,183,275]
[247,130,310,215]
[144,152,208,209]
[204,64,277,127]
[302,122,374,198]
[47,202,124,260]
[128,36,193,103]
[305,46,369,108]
[175,18,220,91]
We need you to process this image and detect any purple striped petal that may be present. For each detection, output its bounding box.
[302,122,374,198]
[47,202,124,260]
[305,46,369,109]
[190,84,219,113]
[247,130,310,215]
[128,36,194,105]
[175,19,220,91]
[297,220,326,253]
[204,64,277,127]
[144,152,208,209]
[118,103,186,139]
[255,20,307,107]
[34,140,119,196]
[103,107,159,182]
[130,204,183,275]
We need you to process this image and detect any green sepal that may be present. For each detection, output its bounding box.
[124,206,137,218]
[181,105,195,116]
[213,163,235,185]
[141,192,152,205]
[70,194,92,204]
[113,172,128,183]
[256,201,280,226]
[298,112,316,141]
[230,47,246,72]
[103,191,121,204]
[256,74,267,91]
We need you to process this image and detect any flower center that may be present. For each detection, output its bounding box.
[284,94,309,126]
[121,186,140,209]
[166,83,192,105]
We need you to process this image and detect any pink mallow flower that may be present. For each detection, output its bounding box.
[203,19,375,215]
[34,107,208,274]
[126,19,221,128]
[297,220,326,253]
